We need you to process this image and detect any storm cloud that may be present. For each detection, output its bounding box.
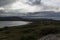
[0,0,60,17]
[0,0,16,7]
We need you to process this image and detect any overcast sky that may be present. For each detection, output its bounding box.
[0,0,60,17]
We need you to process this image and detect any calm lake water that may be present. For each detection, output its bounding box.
[0,21,30,28]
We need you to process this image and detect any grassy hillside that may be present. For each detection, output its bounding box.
[0,21,60,40]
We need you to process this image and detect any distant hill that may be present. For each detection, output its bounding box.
[0,16,22,21]
[0,11,60,21]
[0,16,60,22]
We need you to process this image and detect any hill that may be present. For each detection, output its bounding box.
[0,21,60,40]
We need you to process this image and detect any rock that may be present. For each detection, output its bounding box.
[39,34,60,40]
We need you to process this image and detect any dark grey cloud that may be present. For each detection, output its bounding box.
[0,0,60,20]
[0,0,16,6]
[26,0,41,5]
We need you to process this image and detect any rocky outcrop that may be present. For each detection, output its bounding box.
[39,34,60,40]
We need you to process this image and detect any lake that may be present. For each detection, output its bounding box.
[0,21,30,28]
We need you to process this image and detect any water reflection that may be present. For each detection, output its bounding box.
[0,21,30,28]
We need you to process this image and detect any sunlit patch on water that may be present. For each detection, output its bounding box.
[0,21,31,28]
